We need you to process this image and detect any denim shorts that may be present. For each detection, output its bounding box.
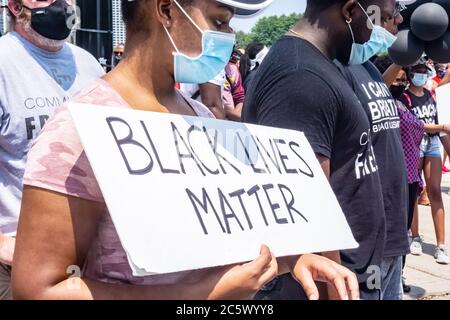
[420,135,441,158]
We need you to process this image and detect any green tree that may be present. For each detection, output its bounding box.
[250,13,302,46]
[236,30,253,49]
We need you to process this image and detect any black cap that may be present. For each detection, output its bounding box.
[411,56,433,71]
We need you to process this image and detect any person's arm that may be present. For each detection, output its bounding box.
[424,123,450,135]
[440,134,450,157]
[383,63,403,87]
[438,71,450,87]
[12,186,281,300]
[225,102,243,121]
[0,232,15,266]
[315,155,342,300]
[316,157,339,273]
[198,83,226,120]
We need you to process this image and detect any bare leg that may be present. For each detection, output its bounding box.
[411,202,420,238]
[423,157,446,246]
[412,158,425,237]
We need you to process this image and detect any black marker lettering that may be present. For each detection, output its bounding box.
[106,117,153,175]
[185,187,226,235]
[171,122,206,176]
[278,184,308,223]
[141,121,180,174]
[262,184,288,224]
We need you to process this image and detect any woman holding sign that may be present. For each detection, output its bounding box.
[12,0,358,300]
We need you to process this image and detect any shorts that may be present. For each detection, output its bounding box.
[420,135,441,158]
[0,262,12,300]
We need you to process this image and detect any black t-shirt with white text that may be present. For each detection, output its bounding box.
[399,89,438,137]
[243,36,386,285]
[338,61,409,258]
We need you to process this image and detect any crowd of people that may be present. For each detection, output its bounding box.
[0,0,449,301]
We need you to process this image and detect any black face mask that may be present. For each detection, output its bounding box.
[390,84,407,100]
[23,0,74,40]
[112,55,122,68]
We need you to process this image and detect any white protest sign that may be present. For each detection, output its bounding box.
[68,103,358,276]
[437,83,450,125]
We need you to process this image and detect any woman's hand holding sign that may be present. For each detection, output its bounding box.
[286,254,360,300]
[203,245,359,300]
[206,245,278,300]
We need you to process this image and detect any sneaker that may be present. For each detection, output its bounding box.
[402,275,411,293]
[434,245,449,265]
[410,237,423,256]
[402,281,411,293]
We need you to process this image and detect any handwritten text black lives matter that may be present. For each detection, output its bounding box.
[106,117,315,236]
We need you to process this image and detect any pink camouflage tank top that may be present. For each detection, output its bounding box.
[23,79,214,285]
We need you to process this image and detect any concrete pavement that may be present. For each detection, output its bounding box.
[403,174,450,300]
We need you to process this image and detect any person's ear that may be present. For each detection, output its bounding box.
[8,0,23,18]
[156,0,175,28]
[341,0,359,23]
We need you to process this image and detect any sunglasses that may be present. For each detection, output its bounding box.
[393,2,406,18]
[395,78,408,86]
[36,0,74,4]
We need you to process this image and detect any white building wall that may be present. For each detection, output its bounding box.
[112,0,126,46]
[0,0,8,35]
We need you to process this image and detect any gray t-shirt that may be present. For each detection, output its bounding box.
[0,32,105,235]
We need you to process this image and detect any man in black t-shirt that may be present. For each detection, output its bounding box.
[337,62,408,300]
[336,2,408,300]
[243,0,390,300]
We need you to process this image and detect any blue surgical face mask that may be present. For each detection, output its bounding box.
[164,0,236,84]
[411,73,429,87]
[347,3,397,65]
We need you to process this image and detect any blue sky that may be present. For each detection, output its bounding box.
[230,0,306,32]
